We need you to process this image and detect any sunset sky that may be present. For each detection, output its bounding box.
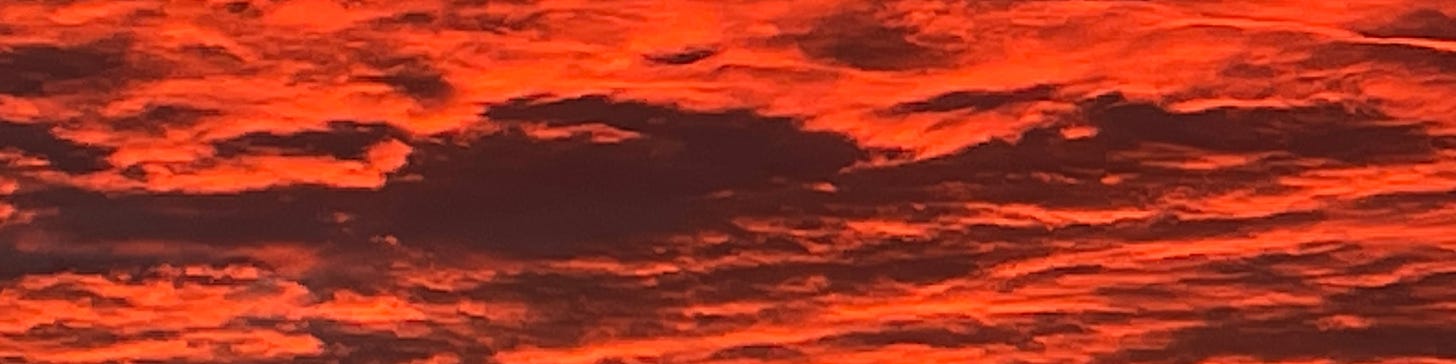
[3,0,1456,363]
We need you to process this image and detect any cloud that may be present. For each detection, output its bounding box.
[6,95,868,259]
[885,84,1055,115]
[784,9,958,71]
[353,57,456,103]
[1101,319,1456,363]
[370,95,866,257]
[0,39,128,97]
[211,121,407,161]
[812,321,1034,350]
[643,47,719,66]
[0,121,114,174]
[1361,9,1456,41]
[3,0,1456,363]
[707,344,805,361]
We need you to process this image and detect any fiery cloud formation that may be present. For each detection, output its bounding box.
[3,0,1456,363]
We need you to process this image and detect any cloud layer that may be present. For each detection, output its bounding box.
[3,0,1456,363]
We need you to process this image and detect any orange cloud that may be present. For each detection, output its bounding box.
[3,0,1456,363]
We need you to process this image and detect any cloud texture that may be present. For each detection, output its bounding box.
[3,0,1456,363]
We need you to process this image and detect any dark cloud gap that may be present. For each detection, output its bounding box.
[452,271,684,349]
[1056,211,1325,243]
[212,121,405,160]
[1099,318,1456,363]
[670,243,1019,304]
[831,121,1124,208]
[1089,246,1456,363]
[14,283,132,308]
[707,344,806,361]
[109,104,221,135]
[998,264,1107,291]
[786,11,955,71]
[222,1,252,14]
[595,357,662,364]
[1349,189,1456,214]
[3,95,871,273]
[830,93,1447,212]
[886,84,1055,114]
[0,121,115,174]
[1,185,367,248]
[1361,9,1456,41]
[304,322,497,364]
[1179,263,1312,293]
[376,11,440,26]
[0,41,127,96]
[812,320,1037,350]
[415,239,1036,348]
[5,323,155,350]
[691,236,812,259]
[0,245,163,281]
[643,47,718,65]
[355,62,455,102]
[1307,42,1456,73]
[417,241,1023,348]
[365,95,867,257]
[1086,96,1436,164]
[441,10,545,34]
[482,95,865,179]
[0,235,321,284]
[1328,271,1456,314]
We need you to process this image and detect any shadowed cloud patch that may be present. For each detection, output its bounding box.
[4,95,869,259]
[786,10,956,71]
[212,121,407,161]
[707,344,805,361]
[0,121,114,174]
[1361,9,1456,41]
[831,92,1452,209]
[886,84,1055,115]
[303,322,496,364]
[1307,42,1456,73]
[108,104,220,135]
[1100,319,1456,363]
[643,47,719,65]
[0,40,127,96]
[354,59,456,102]
[813,320,1037,350]
[1,186,362,248]
[4,1,1456,362]
[360,95,868,257]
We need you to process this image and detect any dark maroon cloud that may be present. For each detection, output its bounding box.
[784,10,956,71]
[212,121,406,161]
[829,92,1454,211]
[707,344,805,361]
[643,47,719,65]
[0,40,127,97]
[1102,318,1456,363]
[4,1,1456,362]
[1362,9,1456,41]
[373,95,867,256]
[886,84,1056,115]
[5,95,868,259]
[108,104,219,135]
[354,58,456,102]
[812,320,1036,350]
[3,186,361,247]
[0,121,114,174]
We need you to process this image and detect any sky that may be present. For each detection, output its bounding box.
[2,0,1456,363]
